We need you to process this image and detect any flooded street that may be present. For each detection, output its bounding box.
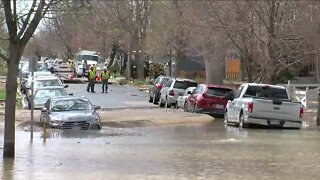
[1,119,320,179]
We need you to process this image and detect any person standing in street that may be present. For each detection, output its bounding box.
[87,66,96,93]
[101,67,110,93]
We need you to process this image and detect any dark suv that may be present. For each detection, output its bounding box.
[149,75,171,104]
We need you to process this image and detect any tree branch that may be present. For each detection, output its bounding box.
[0,52,9,62]
[1,0,18,40]
[17,0,37,40]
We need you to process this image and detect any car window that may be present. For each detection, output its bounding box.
[206,87,232,96]
[184,87,195,95]
[160,78,169,85]
[154,77,160,84]
[193,85,202,94]
[35,89,67,99]
[244,86,289,100]
[234,86,244,99]
[165,80,173,87]
[51,99,92,112]
[173,81,197,89]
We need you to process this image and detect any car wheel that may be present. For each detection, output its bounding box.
[193,104,198,113]
[174,101,178,109]
[149,96,153,103]
[184,102,188,112]
[224,111,229,126]
[239,112,248,129]
[165,97,171,108]
[159,96,165,108]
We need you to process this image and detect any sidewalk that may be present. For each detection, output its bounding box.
[0,108,214,128]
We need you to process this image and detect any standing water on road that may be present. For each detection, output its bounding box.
[1,120,320,179]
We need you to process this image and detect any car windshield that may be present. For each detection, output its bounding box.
[34,89,67,99]
[174,81,197,89]
[81,55,98,62]
[51,99,92,112]
[206,87,232,96]
[21,63,47,71]
[244,86,289,100]
[34,79,62,88]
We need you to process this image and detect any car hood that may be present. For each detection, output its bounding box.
[50,110,98,122]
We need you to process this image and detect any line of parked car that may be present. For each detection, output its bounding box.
[18,60,102,130]
[149,75,304,129]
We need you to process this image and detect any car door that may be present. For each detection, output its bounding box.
[228,85,244,122]
[160,79,172,102]
[187,85,202,111]
[150,77,160,98]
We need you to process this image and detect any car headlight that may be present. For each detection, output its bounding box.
[50,116,62,121]
[93,117,100,121]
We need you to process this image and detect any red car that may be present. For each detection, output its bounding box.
[185,84,233,115]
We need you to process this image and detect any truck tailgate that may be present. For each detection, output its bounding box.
[251,99,301,121]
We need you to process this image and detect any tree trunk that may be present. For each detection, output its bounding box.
[3,43,21,158]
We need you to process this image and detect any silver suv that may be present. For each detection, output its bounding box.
[159,78,198,108]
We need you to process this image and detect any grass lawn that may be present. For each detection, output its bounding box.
[0,88,5,99]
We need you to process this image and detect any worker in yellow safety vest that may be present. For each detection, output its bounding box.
[86,66,96,93]
[100,67,110,93]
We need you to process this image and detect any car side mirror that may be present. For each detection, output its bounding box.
[94,105,101,111]
[41,107,47,112]
[187,91,192,95]
[64,85,69,88]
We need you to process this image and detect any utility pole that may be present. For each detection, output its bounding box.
[169,49,172,77]
[127,35,131,81]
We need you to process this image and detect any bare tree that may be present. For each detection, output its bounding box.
[0,0,59,158]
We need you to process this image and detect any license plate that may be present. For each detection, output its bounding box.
[270,120,280,125]
[215,104,224,109]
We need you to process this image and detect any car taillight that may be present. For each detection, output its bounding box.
[155,84,163,89]
[169,90,175,96]
[300,106,304,118]
[248,102,253,113]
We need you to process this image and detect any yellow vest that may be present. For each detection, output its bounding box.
[89,70,96,79]
[101,71,110,80]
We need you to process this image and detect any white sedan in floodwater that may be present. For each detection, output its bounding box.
[176,87,196,110]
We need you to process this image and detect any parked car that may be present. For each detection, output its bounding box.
[25,76,66,96]
[159,78,198,108]
[28,86,70,109]
[20,71,56,93]
[149,75,171,104]
[225,83,303,129]
[186,84,233,115]
[40,96,101,130]
[176,87,196,110]
[19,61,48,82]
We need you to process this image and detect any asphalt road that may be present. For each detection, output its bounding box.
[66,83,155,109]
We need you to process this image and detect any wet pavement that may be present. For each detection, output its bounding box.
[1,119,320,179]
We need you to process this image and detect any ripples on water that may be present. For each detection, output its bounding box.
[0,121,320,179]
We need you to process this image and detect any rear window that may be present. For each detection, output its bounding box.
[174,81,197,89]
[206,88,232,96]
[244,86,289,100]
[160,78,169,85]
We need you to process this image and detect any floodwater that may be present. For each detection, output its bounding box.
[0,120,320,179]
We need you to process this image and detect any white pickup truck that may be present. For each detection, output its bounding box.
[225,83,303,129]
